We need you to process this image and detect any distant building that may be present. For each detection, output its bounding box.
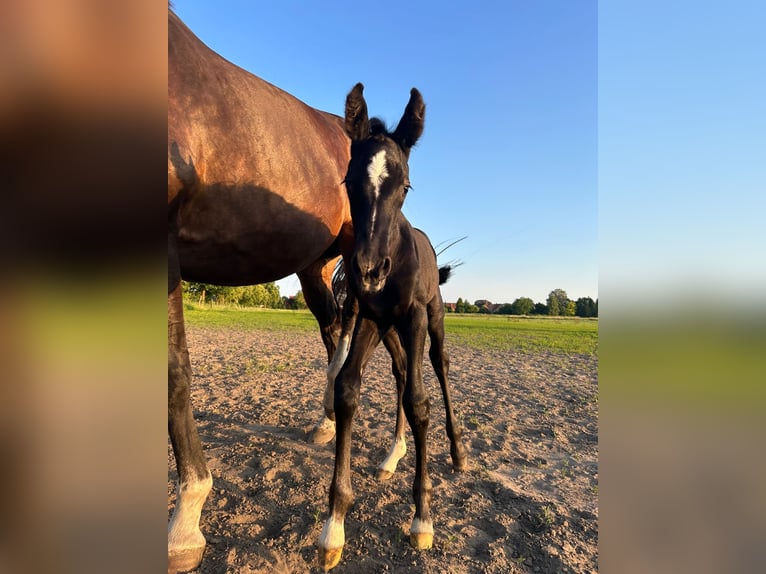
[474,299,493,313]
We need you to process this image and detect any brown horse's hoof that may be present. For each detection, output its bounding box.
[309,417,336,445]
[168,545,205,574]
[410,531,433,550]
[318,546,343,572]
[453,456,469,472]
[376,468,394,481]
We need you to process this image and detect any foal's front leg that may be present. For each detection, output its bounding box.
[318,317,380,572]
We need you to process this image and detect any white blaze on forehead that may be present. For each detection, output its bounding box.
[367,149,389,188]
[366,150,388,240]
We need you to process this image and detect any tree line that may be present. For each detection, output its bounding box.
[183,282,597,318]
[451,289,598,317]
[182,281,307,309]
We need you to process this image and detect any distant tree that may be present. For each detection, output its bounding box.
[532,302,548,315]
[510,297,535,315]
[234,285,259,306]
[293,290,307,309]
[564,300,576,316]
[575,297,597,317]
[262,282,282,308]
[497,303,514,315]
[455,297,465,313]
[464,302,480,313]
[547,289,570,316]
[184,282,240,304]
[182,281,281,307]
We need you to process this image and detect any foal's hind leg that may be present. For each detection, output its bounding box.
[168,281,212,573]
[377,329,408,481]
[427,296,468,471]
[398,306,434,550]
[298,256,343,444]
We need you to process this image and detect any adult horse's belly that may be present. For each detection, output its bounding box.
[176,182,339,286]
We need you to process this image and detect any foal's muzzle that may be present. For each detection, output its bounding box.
[353,255,392,294]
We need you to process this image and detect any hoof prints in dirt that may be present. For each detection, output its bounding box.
[168,326,598,573]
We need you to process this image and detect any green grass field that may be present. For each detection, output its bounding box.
[444,314,597,355]
[184,303,598,356]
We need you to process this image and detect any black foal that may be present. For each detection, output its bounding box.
[318,83,467,571]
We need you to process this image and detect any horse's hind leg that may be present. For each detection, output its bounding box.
[298,256,343,444]
[168,281,212,573]
[315,287,356,445]
[427,296,468,472]
[377,329,408,481]
[298,255,343,362]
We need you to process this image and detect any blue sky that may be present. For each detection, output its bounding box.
[599,1,765,311]
[172,1,598,305]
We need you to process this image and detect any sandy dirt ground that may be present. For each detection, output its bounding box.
[168,325,598,573]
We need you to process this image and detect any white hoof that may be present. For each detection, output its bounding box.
[309,415,336,444]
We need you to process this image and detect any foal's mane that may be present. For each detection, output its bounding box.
[368,118,391,139]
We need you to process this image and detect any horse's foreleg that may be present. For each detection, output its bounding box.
[318,318,380,571]
[377,329,407,481]
[427,298,468,471]
[168,282,212,573]
[399,307,434,550]
[312,304,353,444]
[299,257,344,444]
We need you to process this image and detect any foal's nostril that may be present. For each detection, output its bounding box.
[368,258,391,281]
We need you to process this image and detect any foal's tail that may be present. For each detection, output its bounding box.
[438,265,452,285]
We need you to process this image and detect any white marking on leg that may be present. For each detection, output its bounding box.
[310,333,351,443]
[366,150,388,241]
[378,434,407,475]
[410,517,434,536]
[168,472,213,553]
[319,514,345,551]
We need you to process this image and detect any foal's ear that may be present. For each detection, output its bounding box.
[392,88,425,153]
[344,83,369,141]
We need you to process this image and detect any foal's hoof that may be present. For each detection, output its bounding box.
[410,531,433,550]
[318,546,343,572]
[168,545,205,574]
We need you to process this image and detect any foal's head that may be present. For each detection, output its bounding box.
[343,83,425,294]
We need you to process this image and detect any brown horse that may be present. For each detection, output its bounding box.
[168,9,358,572]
